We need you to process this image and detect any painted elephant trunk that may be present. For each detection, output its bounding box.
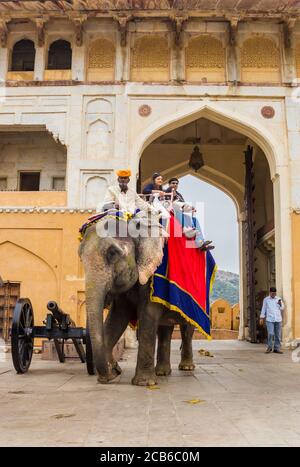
[85,286,109,382]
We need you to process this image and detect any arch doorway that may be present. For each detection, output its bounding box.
[0,241,58,339]
[139,117,276,343]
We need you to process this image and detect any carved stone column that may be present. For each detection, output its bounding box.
[227,17,239,83]
[32,18,47,80]
[34,47,45,81]
[113,14,132,82]
[282,18,297,84]
[0,48,8,83]
[0,19,8,82]
[115,29,125,81]
[170,14,188,82]
[72,44,85,81]
[71,16,87,81]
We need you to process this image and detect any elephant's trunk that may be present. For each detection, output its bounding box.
[85,284,108,382]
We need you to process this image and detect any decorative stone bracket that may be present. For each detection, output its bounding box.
[283,17,296,49]
[169,13,189,47]
[33,17,49,47]
[257,231,275,254]
[68,13,87,46]
[227,16,239,47]
[112,14,133,47]
[0,19,8,48]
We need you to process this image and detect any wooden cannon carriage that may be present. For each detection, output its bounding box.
[10,298,94,375]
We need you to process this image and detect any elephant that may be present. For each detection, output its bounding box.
[79,214,197,385]
[79,214,166,382]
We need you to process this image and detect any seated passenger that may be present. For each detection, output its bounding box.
[142,172,165,198]
[165,177,185,203]
[98,169,158,216]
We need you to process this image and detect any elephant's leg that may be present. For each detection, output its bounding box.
[132,302,163,386]
[85,285,109,383]
[104,296,135,379]
[178,324,195,371]
[155,325,174,376]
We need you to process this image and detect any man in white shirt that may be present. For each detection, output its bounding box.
[260,287,285,354]
[98,169,158,216]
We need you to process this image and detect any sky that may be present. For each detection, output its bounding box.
[178,175,239,274]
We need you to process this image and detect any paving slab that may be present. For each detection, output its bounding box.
[0,340,299,447]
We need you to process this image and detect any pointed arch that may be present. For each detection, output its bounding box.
[0,240,58,279]
[0,241,58,324]
[133,102,283,179]
[135,100,292,342]
[86,97,113,118]
[156,163,243,215]
[47,39,72,70]
[10,39,35,72]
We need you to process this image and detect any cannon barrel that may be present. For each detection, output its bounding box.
[47,301,75,327]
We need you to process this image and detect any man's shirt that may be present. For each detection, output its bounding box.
[260,295,285,322]
[165,187,185,203]
[99,185,157,215]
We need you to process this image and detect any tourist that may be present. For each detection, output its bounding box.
[260,287,285,354]
[165,177,185,202]
[142,172,165,197]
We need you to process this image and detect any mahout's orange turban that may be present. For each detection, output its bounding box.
[116,169,131,177]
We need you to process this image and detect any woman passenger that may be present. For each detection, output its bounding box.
[142,172,165,197]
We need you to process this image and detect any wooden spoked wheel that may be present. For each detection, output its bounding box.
[11,299,34,374]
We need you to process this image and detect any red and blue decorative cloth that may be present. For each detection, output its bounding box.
[151,211,217,339]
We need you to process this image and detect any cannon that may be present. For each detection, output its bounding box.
[10,298,94,375]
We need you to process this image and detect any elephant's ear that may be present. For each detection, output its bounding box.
[133,218,166,285]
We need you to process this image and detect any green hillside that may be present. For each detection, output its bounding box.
[211,270,239,305]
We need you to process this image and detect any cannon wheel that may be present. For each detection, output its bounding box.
[11,298,34,374]
[85,324,95,375]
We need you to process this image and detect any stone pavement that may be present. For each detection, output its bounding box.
[1,340,300,447]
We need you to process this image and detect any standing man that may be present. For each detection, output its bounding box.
[260,287,285,354]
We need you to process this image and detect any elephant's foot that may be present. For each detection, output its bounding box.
[178,361,195,371]
[97,361,122,384]
[155,364,171,376]
[132,371,158,387]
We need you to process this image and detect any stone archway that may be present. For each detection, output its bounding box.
[132,102,285,176]
[134,103,292,342]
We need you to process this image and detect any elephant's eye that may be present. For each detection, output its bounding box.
[106,244,123,264]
